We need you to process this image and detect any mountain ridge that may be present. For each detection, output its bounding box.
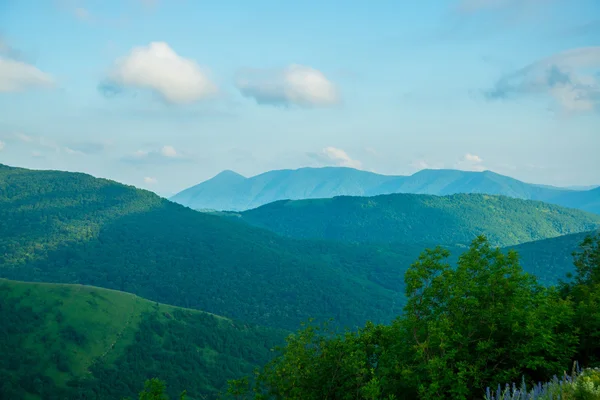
[234,192,600,247]
[171,166,600,213]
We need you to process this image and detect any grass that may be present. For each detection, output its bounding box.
[0,278,282,399]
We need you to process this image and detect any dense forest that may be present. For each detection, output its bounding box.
[225,233,600,400]
[0,279,284,399]
[0,164,430,330]
[235,193,600,247]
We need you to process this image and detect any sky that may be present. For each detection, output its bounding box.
[0,0,599,197]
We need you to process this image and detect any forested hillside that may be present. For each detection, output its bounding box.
[507,230,600,285]
[0,164,426,330]
[236,193,600,247]
[0,279,283,399]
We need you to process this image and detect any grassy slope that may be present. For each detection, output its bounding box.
[0,278,283,400]
[238,193,600,247]
[0,164,421,330]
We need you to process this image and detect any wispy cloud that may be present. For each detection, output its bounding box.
[0,140,5,151]
[143,176,158,185]
[307,146,361,169]
[455,153,486,171]
[235,64,340,108]
[484,47,600,114]
[121,145,192,164]
[99,42,217,104]
[409,159,444,171]
[0,38,54,93]
[0,132,103,156]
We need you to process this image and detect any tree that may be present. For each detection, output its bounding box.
[234,236,579,400]
[562,233,600,367]
[138,378,186,400]
[399,236,577,399]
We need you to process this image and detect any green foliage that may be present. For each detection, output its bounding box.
[139,378,170,400]
[232,236,583,400]
[400,237,577,399]
[138,378,189,400]
[507,230,599,286]
[0,279,283,400]
[237,193,600,247]
[0,164,428,330]
[561,233,600,368]
[485,365,600,400]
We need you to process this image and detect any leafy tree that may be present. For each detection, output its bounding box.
[398,236,577,399]
[233,236,580,400]
[137,378,187,400]
[562,233,600,367]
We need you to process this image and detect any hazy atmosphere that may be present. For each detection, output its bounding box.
[1,0,599,197]
[2,1,600,399]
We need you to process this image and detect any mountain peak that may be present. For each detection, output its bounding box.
[211,170,246,181]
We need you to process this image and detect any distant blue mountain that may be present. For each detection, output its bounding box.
[170,167,600,214]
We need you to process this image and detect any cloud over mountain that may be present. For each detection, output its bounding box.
[235,64,339,108]
[100,42,217,104]
[307,146,361,169]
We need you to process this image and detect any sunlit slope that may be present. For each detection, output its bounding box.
[0,278,282,400]
[237,193,600,247]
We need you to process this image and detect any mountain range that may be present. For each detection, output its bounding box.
[171,167,600,214]
[2,163,599,399]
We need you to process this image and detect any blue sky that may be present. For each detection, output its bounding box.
[0,0,599,196]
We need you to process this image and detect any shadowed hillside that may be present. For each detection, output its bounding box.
[0,164,426,331]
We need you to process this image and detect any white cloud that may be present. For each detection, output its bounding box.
[0,57,54,93]
[160,145,177,157]
[64,147,84,155]
[411,160,432,170]
[321,147,361,168]
[0,140,5,151]
[456,153,486,171]
[235,64,339,107]
[102,42,217,104]
[15,133,33,143]
[486,47,600,113]
[464,153,483,163]
[409,159,445,171]
[144,176,158,185]
[122,145,190,164]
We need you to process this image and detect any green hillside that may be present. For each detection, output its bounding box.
[0,164,422,330]
[237,193,600,247]
[0,278,283,400]
[508,229,600,286]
